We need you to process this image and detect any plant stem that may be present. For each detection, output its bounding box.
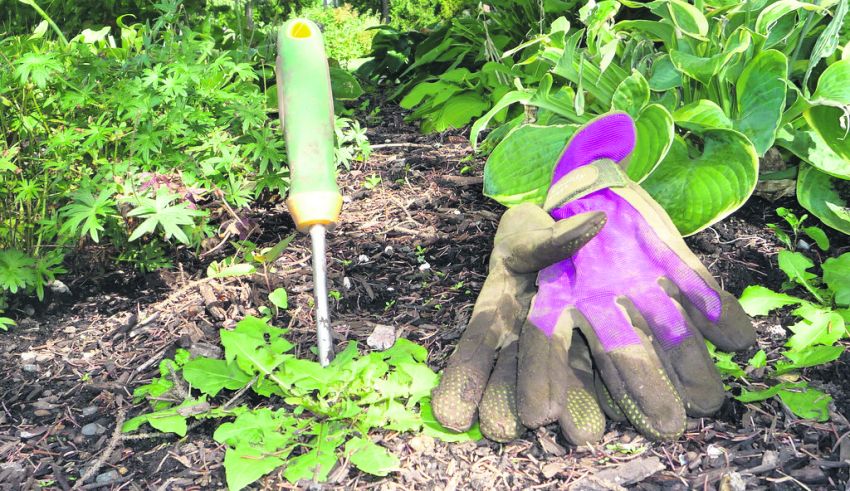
[21,0,69,46]
[790,1,819,72]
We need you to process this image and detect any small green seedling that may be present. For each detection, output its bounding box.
[767,207,829,252]
[269,288,288,315]
[414,245,427,263]
[363,174,382,189]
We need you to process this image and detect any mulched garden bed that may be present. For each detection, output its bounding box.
[2,104,849,490]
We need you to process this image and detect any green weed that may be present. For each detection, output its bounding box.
[124,316,480,490]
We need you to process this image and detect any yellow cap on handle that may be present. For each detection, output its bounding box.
[286,191,343,232]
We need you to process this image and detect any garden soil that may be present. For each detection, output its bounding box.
[2,105,849,490]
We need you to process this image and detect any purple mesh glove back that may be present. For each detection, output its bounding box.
[524,113,756,441]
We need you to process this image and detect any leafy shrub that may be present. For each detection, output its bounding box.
[0,1,370,306]
[388,0,453,30]
[298,3,381,65]
[0,0,203,36]
[125,315,479,489]
[359,0,580,131]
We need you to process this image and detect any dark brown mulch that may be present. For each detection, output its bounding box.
[1,103,849,490]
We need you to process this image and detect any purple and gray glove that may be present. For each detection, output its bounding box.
[432,113,756,445]
[519,113,756,443]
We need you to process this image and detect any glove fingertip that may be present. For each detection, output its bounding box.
[479,384,524,443]
[714,293,757,351]
[431,367,481,432]
[558,388,606,446]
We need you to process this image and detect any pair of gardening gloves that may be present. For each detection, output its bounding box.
[431,113,756,444]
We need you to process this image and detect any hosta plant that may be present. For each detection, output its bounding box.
[474,0,849,236]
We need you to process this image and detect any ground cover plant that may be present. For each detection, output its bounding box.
[730,225,849,420]
[125,313,479,490]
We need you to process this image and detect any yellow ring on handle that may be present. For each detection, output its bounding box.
[286,191,343,232]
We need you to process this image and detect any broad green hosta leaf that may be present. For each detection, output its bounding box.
[666,0,709,40]
[735,50,788,156]
[805,62,850,164]
[483,125,577,206]
[777,126,850,179]
[418,92,491,133]
[627,104,674,182]
[797,164,850,234]
[470,74,579,148]
[399,81,460,109]
[641,129,758,235]
[739,285,805,316]
[329,67,363,100]
[615,20,675,48]
[823,254,850,306]
[803,115,850,176]
[812,59,850,106]
[611,70,650,117]
[674,100,733,132]
[780,60,850,159]
[648,54,681,91]
[755,0,823,40]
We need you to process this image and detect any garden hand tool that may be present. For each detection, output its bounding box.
[430,203,606,442]
[520,112,756,444]
[276,19,342,367]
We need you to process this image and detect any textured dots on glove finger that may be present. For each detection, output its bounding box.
[658,368,682,404]
[566,389,605,435]
[614,371,685,442]
[598,382,625,420]
[431,367,482,432]
[480,385,523,443]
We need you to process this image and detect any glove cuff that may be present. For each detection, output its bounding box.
[543,159,629,212]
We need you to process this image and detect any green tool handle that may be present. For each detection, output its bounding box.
[276,19,342,231]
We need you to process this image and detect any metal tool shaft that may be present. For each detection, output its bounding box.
[309,224,333,366]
